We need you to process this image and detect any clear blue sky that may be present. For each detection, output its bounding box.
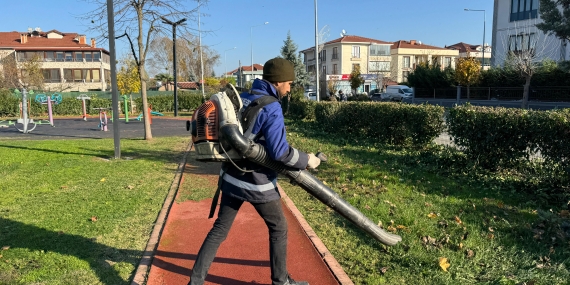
[1,0,494,76]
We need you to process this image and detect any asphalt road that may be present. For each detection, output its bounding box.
[0,117,191,140]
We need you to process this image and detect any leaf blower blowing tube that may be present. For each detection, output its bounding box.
[220,124,402,246]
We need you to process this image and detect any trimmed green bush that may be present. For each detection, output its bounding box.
[314,102,445,146]
[447,105,570,170]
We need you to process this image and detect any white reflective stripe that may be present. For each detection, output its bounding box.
[258,136,265,141]
[285,149,299,166]
[247,133,256,140]
[220,170,276,192]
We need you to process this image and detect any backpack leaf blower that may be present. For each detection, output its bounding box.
[187,84,402,246]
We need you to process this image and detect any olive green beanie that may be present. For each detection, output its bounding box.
[262,58,295,82]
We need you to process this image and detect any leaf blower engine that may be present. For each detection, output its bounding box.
[186,84,401,246]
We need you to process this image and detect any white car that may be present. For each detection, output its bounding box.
[305,92,317,101]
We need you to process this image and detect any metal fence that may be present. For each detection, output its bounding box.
[415,86,570,102]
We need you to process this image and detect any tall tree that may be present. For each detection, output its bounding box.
[0,53,43,91]
[81,0,202,140]
[349,66,365,95]
[280,31,309,89]
[455,56,481,100]
[536,0,570,42]
[500,21,557,108]
[147,34,220,82]
[117,59,141,95]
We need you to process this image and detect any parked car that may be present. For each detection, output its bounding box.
[385,85,413,101]
[370,93,383,102]
[381,92,403,102]
[305,92,317,101]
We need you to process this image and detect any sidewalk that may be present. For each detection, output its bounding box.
[144,151,351,285]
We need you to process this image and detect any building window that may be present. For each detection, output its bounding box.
[75,52,83,62]
[45,52,55,62]
[369,45,390,56]
[402,71,409,81]
[352,46,360,58]
[510,0,538,21]
[56,52,64,62]
[63,69,102,82]
[508,33,536,52]
[333,64,338,74]
[94,52,101,62]
[322,65,327,74]
[444,57,452,67]
[403,56,410,68]
[332,47,338,59]
[369,61,390,72]
[320,50,326,62]
[42,69,61,83]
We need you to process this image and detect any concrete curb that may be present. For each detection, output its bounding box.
[278,185,354,285]
[131,141,193,285]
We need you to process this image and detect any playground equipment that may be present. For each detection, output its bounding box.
[34,93,62,127]
[76,94,91,121]
[135,104,163,124]
[110,95,131,123]
[93,107,110,131]
[13,88,37,133]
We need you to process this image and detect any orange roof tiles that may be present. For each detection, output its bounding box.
[177,82,199,89]
[0,31,108,53]
[446,42,482,53]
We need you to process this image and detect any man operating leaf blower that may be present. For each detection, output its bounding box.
[188,58,319,285]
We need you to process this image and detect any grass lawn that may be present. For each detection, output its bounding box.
[0,137,190,285]
[280,119,570,285]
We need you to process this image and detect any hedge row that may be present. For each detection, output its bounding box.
[447,105,570,170]
[0,93,208,117]
[289,100,445,146]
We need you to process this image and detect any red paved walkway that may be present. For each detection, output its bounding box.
[146,158,344,285]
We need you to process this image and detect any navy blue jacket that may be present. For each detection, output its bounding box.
[220,79,309,203]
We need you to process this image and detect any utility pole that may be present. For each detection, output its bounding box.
[161,17,187,116]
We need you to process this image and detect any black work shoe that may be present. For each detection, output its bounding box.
[284,275,309,285]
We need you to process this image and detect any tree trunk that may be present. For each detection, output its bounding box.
[467,85,470,101]
[137,7,152,140]
[522,76,531,109]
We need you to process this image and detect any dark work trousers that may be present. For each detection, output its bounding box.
[189,193,289,285]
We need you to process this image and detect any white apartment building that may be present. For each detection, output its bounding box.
[491,0,570,66]
[0,29,111,92]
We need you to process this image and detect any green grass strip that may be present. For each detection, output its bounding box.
[0,137,189,285]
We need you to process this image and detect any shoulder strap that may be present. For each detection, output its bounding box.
[240,95,278,134]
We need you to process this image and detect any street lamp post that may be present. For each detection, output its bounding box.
[224,47,237,78]
[464,8,486,70]
[250,22,268,83]
[161,17,187,117]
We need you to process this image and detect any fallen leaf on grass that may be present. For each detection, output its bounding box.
[488,227,494,232]
[427,212,437,219]
[100,178,106,182]
[125,185,134,190]
[465,249,474,258]
[387,226,397,233]
[91,216,98,222]
[459,242,464,249]
[424,202,432,207]
[454,216,463,225]
[60,185,68,189]
[396,225,407,230]
[1,246,9,251]
[438,257,450,272]
[364,205,371,210]
[379,267,388,275]
[487,233,495,239]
